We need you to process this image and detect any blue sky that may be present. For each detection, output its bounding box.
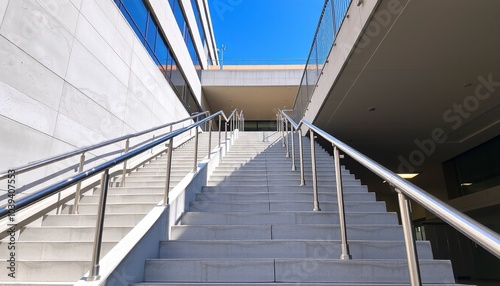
[208,0,325,64]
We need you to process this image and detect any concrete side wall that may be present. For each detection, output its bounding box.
[202,69,304,86]
[0,0,192,185]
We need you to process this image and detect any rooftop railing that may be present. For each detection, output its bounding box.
[292,0,353,122]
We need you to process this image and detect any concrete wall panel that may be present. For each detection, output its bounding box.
[0,0,74,78]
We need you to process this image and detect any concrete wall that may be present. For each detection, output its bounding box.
[0,0,195,191]
[202,69,304,86]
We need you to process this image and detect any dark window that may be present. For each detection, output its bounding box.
[444,135,500,198]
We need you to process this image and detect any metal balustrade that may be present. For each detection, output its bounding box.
[0,109,243,281]
[278,109,500,286]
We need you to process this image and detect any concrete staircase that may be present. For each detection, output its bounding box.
[134,131,462,285]
[0,132,214,285]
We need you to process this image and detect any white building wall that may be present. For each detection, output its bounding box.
[0,0,192,186]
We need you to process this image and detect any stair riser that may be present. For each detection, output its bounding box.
[0,261,90,282]
[19,227,133,242]
[79,194,163,204]
[189,202,386,212]
[61,203,156,214]
[159,241,434,259]
[181,212,399,225]
[202,185,369,193]
[196,193,374,202]
[143,259,454,283]
[170,225,404,241]
[42,214,146,227]
[0,242,116,260]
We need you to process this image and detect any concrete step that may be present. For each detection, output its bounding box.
[188,201,386,212]
[61,202,156,214]
[201,185,369,193]
[19,226,132,241]
[133,283,468,286]
[180,211,399,225]
[206,179,360,187]
[0,260,90,282]
[142,259,455,284]
[170,225,404,241]
[195,192,375,202]
[207,174,357,182]
[93,186,166,195]
[42,213,146,227]
[159,240,434,259]
[0,241,116,260]
[79,194,163,204]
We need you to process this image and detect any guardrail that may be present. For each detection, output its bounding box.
[0,109,243,281]
[292,0,353,122]
[278,109,500,286]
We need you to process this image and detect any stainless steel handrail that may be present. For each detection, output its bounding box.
[0,111,210,181]
[0,109,241,281]
[278,109,500,285]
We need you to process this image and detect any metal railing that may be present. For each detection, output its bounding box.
[0,112,210,214]
[278,109,500,286]
[292,0,353,122]
[0,109,243,281]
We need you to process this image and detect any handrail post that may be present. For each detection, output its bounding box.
[120,139,130,187]
[72,153,86,214]
[396,188,422,286]
[225,122,228,151]
[87,169,110,281]
[193,126,199,172]
[218,115,222,148]
[291,125,296,170]
[208,119,213,158]
[285,120,290,158]
[334,145,351,259]
[163,137,174,205]
[276,114,279,132]
[310,131,320,211]
[281,116,285,147]
[298,128,305,186]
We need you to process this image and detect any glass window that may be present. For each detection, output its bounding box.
[444,135,500,197]
[114,0,201,114]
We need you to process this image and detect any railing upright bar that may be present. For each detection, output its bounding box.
[193,127,199,172]
[218,115,222,148]
[281,116,285,148]
[163,137,174,205]
[285,120,290,158]
[396,188,422,286]
[72,153,86,214]
[120,139,130,187]
[225,122,228,148]
[310,131,320,211]
[298,128,305,186]
[291,125,296,171]
[87,169,110,281]
[334,145,351,259]
[208,120,213,158]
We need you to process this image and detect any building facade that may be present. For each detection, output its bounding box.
[0,0,218,184]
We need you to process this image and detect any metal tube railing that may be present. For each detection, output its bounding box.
[0,109,241,281]
[0,112,210,182]
[278,109,500,286]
